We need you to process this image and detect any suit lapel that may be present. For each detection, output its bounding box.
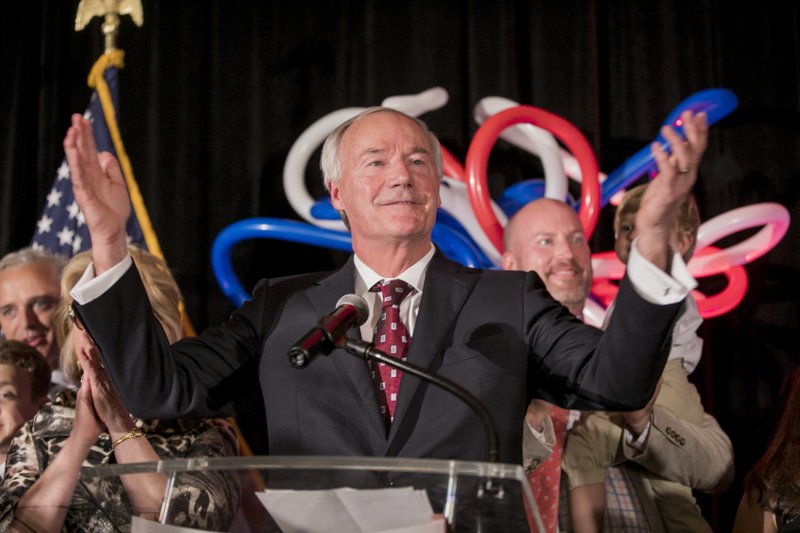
[387,257,478,445]
[307,258,388,442]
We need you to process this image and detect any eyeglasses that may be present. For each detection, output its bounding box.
[68,306,85,331]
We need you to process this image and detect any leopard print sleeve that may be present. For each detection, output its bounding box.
[156,418,241,530]
[0,413,54,529]
[0,402,241,531]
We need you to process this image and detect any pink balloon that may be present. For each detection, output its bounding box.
[689,203,790,276]
[590,246,750,319]
[589,202,789,318]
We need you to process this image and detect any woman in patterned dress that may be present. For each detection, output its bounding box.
[0,246,240,532]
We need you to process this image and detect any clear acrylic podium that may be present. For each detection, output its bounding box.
[84,455,543,532]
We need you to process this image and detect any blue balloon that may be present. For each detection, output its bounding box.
[496,179,579,219]
[601,88,738,206]
[212,216,495,307]
[434,209,495,268]
[497,180,547,218]
[309,197,340,220]
[212,218,352,307]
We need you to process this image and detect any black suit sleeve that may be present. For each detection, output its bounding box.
[76,264,271,419]
[525,273,680,411]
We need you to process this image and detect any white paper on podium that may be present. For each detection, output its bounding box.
[257,486,444,533]
[130,515,223,533]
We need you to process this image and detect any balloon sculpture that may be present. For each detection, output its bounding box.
[212,87,790,324]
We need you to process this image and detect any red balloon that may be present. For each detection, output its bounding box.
[441,145,466,183]
[466,105,600,253]
[692,246,749,318]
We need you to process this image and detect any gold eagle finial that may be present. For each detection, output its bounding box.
[75,0,143,52]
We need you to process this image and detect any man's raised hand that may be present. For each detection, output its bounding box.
[635,110,708,271]
[64,114,131,273]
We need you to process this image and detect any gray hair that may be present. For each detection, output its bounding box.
[0,247,66,274]
[320,106,443,191]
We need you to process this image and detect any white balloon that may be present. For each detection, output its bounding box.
[382,87,449,116]
[591,255,626,280]
[283,88,452,231]
[559,147,608,185]
[689,202,790,276]
[283,107,363,230]
[439,177,506,265]
[582,298,607,328]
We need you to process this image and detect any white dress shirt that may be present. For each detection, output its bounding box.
[72,238,695,329]
[352,245,435,341]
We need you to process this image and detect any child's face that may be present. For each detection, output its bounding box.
[0,363,43,454]
[615,212,637,265]
[615,212,694,264]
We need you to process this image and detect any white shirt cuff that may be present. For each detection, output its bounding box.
[70,254,133,305]
[626,238,697,305]
[625,420,652,451]
[526,417,556,447]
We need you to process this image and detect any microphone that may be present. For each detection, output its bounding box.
[288,294,369,368]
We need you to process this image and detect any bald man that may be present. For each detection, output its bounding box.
[503,198,733,532]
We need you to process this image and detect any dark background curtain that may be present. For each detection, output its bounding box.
[2,1,798,529]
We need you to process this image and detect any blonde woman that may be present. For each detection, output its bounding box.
[0,246,239,532]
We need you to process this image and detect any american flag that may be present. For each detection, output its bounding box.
[31,65,145,257]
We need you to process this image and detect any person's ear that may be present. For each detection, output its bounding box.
[501,252,517,271]
[329,180,342,210]
[674,231,694,259]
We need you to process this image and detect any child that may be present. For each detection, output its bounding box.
[0,340,50,479]
[563,183,711,532]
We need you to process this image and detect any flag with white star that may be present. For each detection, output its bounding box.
[31,66,145,257]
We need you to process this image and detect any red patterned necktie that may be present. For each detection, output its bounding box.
[370,279,413,424]
[529,406,569,533]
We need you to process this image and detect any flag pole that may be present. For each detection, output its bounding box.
[75,0,198,336]
[76,1,162,260]
[73,0,262,462]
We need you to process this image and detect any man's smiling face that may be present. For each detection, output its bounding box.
[502,199,592,316]
[0,262,61,367]
[328,111,441,250]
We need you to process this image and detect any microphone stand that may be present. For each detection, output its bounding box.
[295,333,526,530]
[339,336,500,464]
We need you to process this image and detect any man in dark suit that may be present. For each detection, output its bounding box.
[63,106,707,464]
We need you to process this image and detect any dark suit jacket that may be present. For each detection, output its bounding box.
[77,255,679,464]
